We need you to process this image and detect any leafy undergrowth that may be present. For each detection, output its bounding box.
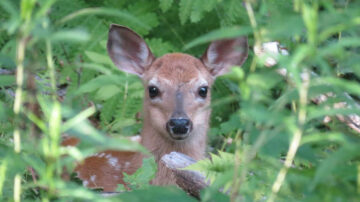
[0,0,360,201]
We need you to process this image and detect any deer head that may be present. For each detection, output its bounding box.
[107,24,247,147]
[73,25,248,191]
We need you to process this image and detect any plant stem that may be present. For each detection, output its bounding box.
[46,40,57,101]
[45,39,62,198]
[13,174,21,202]
[244,0,261,43]
[13,37,27,153]
[230,130,242,202]
[357,164,360,194]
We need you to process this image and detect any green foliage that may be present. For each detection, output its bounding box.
[185,151,234,186]
[0,0,360,201]
[159,0,173,12]
[119,157,157,191]
[115,186,197,202]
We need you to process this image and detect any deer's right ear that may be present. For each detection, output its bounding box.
[107,24,155,77]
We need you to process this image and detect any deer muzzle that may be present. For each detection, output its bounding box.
[166,118,193,140]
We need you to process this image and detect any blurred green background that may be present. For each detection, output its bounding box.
[0,0,359,201]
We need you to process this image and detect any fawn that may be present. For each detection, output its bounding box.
[71,24,248,192]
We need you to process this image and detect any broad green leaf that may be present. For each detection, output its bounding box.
[95,85,121,100]
[184,26,252,50]
[50,29,90,42]
[84,51,113,66]
[81,63,113,75]
[57,8,150,31]
[301,132,348,145]
[62,106,96,132]
[20,0,36,20]
[75,75,127,95]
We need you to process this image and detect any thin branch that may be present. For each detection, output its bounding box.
[161,152,208,199]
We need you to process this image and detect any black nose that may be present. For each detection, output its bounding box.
[167,118,192,135]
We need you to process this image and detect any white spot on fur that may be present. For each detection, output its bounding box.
[130,135,141,142]
[107,156,121,170]
[149,77,173,87]
[90,175,96,182]
[148,77,159,87]
[108,157,118,167]
[124,161,131,169]
[195,78,208,87]
[83,180,89,187]
[97,153,105,158]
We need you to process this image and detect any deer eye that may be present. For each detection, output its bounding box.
[148,86,159,98]
[198,86,208,98]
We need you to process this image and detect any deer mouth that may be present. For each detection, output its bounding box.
[166,118,193,140]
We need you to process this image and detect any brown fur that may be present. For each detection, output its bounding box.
[75,151,142,191]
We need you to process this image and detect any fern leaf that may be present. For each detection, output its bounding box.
[100,94,121,126]
[179,0,194,25]
[190,0,217,23]
[146,38,177,57]
[185,151,234,183]
[159,0,173,12]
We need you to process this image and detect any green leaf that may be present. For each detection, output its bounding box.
[95,85,121,100]
[311,144,360,190]
[301,132,348,145]
[75,75,127,95]
[146,38,177,57]
[50,29,90,42]
[20,0,36,20]
[62,106,96,133]
[100,94,121,125]
[185,151,234,183]
[184,26,252,50]
[115,186,197,202]
[0,75,15,87]
[159,0,173,12]
[84,51,113,66]
[179,0,194,25]
[0,54,16,69]
[0,1,18,16]
[123,156,157,189]
[190,0,217,23]
[57,7,150,31]
[81,63,113,75]
[313,77,360,97]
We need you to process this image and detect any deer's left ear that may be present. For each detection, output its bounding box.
[201,37,248,77]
